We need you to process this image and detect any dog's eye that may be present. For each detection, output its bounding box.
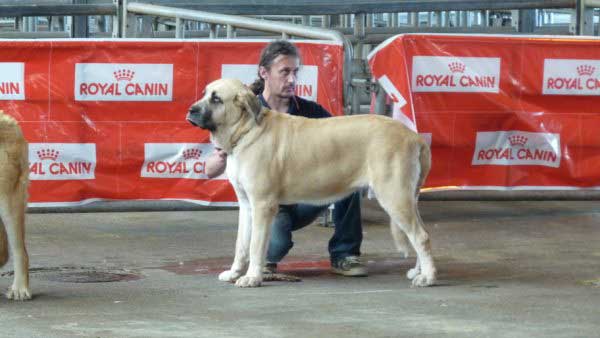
[210,91,223,104]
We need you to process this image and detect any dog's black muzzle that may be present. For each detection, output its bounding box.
[186,104,216,131]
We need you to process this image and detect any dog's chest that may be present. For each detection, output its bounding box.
[225,156,242,184]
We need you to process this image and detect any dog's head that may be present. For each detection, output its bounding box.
[187,78,263,132]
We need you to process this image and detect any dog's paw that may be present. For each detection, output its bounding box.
[410,273,436,287]
[218,270,242,283]
[406,267,421,280]
[6,286,32,301]
[235,275,262,288]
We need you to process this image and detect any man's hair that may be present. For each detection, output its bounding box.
[249,40,301,95]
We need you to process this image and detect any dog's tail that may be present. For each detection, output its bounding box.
[416,139,431,197]
[0,223,8,267]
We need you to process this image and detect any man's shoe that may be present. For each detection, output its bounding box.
[331,256,368,277]
[263,262,277,274]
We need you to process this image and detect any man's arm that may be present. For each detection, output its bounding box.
[205,148,227,179]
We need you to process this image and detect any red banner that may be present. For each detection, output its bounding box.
[0,39,344,206]
[368,34,600,190]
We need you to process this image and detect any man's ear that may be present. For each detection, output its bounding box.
[235,87,264,124]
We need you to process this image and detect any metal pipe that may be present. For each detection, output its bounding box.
[0,31,70,38]
[409,12,417,26]
[153,24,521,41]
[391,13,399,27]
[120,0,579,16]
[434,11,442,26]
[127,2,344,41]
[209,23,216,38]
[351,13,365,115]
[175,17,183,38]
[460,10,469,26]
[0,1,587,20]
[322,15,330,28]
[443,11,451,26]
[226,24,235,38]
[126,2,353,110]
[345,14,352,27]
[374,84,387,115]
[577,0,596,34]
[301,15,310,26]
[0,4,117,17]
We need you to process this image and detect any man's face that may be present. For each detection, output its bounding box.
[260,54,300,99]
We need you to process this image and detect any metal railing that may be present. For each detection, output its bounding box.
[0,1,118,38]
[122,1,354,110]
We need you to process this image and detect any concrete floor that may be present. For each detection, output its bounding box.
[1,200,599,338]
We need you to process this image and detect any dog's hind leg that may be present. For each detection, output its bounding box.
[389,221,422,279]
[372,162,436,287]
[384,197,436,287]
[390,219,411,258]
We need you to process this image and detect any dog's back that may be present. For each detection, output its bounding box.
[263,112,427,204]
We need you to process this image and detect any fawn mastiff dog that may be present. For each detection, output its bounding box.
[0,110,31,300]
[186,79,436,288]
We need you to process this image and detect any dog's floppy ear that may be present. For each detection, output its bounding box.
[235,86,264,125]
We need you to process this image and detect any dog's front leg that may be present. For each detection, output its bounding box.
[218,198,252,283]
[235,201,277,288]
[1,197,31,300]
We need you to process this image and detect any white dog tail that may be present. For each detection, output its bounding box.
[416,140,431,197]
[0,224,8,267]
[0,111,27,268]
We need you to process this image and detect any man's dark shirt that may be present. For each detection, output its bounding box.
[258,94,331,119]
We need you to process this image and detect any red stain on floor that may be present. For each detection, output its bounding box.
[157,256,413,277]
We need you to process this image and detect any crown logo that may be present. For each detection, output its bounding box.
[508,135,528,147]
[37,148,60,161]
[448,62,466,73]
[113,69,135,82]
[182,148,202,160]
[576,64,595,76]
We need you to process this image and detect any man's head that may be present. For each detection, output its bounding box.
[250,40,301,98]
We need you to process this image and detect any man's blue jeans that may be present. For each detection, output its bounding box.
[266,191,362,264]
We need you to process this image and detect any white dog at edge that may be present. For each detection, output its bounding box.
[186,79,436,288]
[0,110,31,300]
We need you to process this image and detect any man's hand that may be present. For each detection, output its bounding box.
[205,148,227,179]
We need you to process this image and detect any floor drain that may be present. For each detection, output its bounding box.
[42,271,141,283]
[2,266,142,283]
